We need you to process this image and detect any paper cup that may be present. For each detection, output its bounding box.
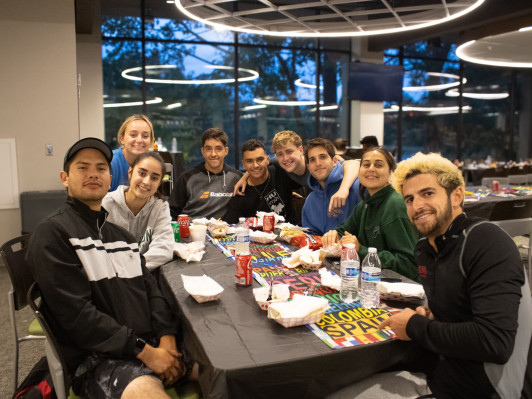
[189,224,208,242]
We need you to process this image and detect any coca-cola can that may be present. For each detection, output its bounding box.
[263,215,275,233]
[492,180,499,192]
[235,253,252,286]
[178,214,190,238]
[246,217,258,230]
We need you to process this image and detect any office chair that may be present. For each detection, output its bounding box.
[27,282,201,399]
[1,234,45,393]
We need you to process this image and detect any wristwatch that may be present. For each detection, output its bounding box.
[133,337,147,356]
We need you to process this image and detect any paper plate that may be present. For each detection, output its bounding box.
[182,274,224,303]
[253,284,290,310]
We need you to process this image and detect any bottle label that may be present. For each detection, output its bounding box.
[362,267,381,282]
[345,267,359,277]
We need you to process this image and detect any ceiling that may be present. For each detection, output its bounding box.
[76,0,532,65]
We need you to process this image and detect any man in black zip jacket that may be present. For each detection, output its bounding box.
[26,138,187,399]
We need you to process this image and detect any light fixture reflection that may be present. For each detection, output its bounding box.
[242,105,267,111]
[253,98,322,107]
[167,102,183,109]
[445,88,508,100]
[384,104,472,115]
[121,65,259,84]
[295,79,323,90]
[103,97,163,108]
[403,72,467,92]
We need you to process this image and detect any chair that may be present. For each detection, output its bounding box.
[1,234,45,393]
[27,282,201,399]
[480,176,510,188]
[507,166,528,185]
[490,200,532,282]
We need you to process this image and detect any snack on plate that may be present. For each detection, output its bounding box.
[253,283,290,310]
[322,242,342,258]
[249,230,277,244]
[207,219,228,238]
[281,247,312,268]
[299,250,324,271]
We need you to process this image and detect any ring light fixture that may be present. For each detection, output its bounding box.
[456,27,532,68]
[445,88,508,100]
[174,0,484,38]
[384,104,472,115]
[403,72,467,92]
[121,65,259,84]
[103,97,163,108]
[295,79,323,90]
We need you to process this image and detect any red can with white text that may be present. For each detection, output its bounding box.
[246,217,258,230]
[235,253,252,286]
[263,215,275,233]
[178,214,190,238]
[492,180,499,192]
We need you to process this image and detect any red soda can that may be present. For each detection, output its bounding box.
[246,217,258,230]
[492,180,499,192]
[178,214,190,238]
[263,215,275,233]
[235,253,252,286]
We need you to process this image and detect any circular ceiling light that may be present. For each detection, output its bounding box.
[456,27,532,68]
[445,87,509,100]
[295,79,323,90]
[174,0,484,38]
[121,65,259,84]
[103,97,163,108]
[403,72,467,92]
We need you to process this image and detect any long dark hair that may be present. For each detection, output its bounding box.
[129,151,166,199]
[359,147,395,198]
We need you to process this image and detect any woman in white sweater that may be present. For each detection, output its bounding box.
[103,151,174,271]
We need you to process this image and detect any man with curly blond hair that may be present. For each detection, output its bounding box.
[328,152,531,399]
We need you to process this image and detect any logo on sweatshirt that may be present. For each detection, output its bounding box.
[199,191,234,199]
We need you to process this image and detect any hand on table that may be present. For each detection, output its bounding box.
[378,308,416,341]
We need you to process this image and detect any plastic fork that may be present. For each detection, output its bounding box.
[266,281,274,301]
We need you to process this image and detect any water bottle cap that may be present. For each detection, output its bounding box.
[343,243,356,249]
[239,217,246,222]
[368,247,377,253]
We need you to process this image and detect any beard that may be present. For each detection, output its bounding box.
[414,196,453,237]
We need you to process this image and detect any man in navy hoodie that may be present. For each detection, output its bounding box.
[302,138,361,235]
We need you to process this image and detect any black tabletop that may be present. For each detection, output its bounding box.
[161,241,417,399]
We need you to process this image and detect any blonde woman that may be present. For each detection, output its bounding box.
[103,152,174,271]
[110,114,155,192]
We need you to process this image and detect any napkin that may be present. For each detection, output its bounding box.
[268,294,328,327]
[181,274,224,303]
[281,246,312,268]
[319,268,341,291]
[250,230,277,244]
[174,242,205,262]
[377,282,425,299]
[253,284,291,302]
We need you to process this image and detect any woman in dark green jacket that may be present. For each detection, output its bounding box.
[322,147,418,280]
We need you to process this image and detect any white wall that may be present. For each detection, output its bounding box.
[0,0,79,243]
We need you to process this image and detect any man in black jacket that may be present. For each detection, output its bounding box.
[26,138,187,399]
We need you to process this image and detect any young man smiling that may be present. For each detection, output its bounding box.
[302,138,360,235]
[225,139,300,224]
[169,127,242,219]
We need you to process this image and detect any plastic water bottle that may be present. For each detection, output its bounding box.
[340,243,360,303]
[171,137,178,153]
[235,217,250,255]
[360,247,382,308]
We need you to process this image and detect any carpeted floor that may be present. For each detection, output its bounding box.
[0,261,45,399]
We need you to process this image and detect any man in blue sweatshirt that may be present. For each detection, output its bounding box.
[302,138,361,235]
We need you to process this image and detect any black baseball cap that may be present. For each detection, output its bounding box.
[63,137,113,170]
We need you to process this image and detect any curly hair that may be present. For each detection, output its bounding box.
[271,130,302,153]
[392,152,465,196]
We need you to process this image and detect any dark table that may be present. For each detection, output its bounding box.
[464,187,532,220]
[161,241,416,399]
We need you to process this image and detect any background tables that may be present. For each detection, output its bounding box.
[161,241,416,399]
[464,187,532,220]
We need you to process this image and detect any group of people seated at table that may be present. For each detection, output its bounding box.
[24,113,531,398]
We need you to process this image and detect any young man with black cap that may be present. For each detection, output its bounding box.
[26,138,190,399]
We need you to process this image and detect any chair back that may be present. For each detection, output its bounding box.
[1,234,33,310]
[27,282,71,397]
[480,177,510,188]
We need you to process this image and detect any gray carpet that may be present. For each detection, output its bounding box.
[0,262,45,399]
